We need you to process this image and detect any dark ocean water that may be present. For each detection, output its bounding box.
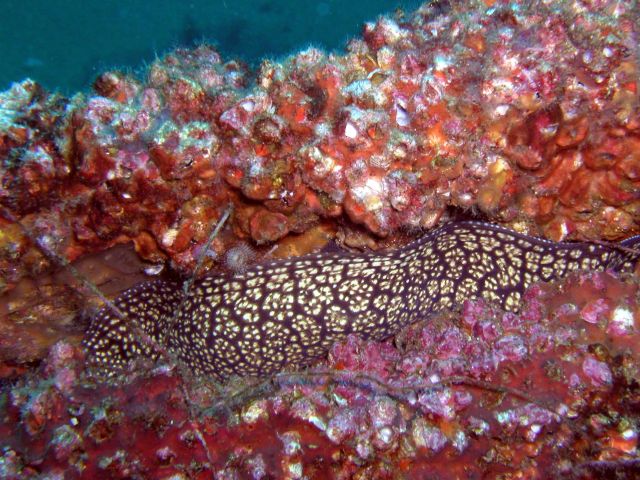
[0,0,419,94]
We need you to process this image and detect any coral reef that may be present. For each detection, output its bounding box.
[2,0,639,366]
[1,0,640,477]
[2,0,639,284]
[1,271,639,478]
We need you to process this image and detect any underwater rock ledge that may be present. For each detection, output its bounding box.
[0,0,639,477]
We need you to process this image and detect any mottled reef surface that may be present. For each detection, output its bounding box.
[3,272,640,478]
[1,0,640,477]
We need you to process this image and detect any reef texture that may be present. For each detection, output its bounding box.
[2,0,640,365]
[1,0,640,476]
[2,271,640,479]
[2,0,640,285]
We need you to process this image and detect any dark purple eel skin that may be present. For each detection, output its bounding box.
[83,221,640,381]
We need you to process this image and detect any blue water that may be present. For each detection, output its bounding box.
[0,0,419,94]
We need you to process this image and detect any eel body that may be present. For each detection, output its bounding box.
[83,221,640,380]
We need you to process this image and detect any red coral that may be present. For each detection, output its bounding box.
[1,0,639,295]
[1,271,639,478]
[1,5,640,474]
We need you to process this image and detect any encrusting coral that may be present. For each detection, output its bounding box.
[1,0,640,477]
[2,0,639,283]
[2,0,640,364]
[2,271,640,478]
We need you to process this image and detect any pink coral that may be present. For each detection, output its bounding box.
[1,271,639,478]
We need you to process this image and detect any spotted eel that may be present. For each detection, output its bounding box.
[83,221,640,380]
